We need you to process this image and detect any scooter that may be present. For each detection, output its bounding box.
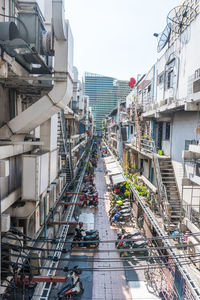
[71,228,99,248]
[88,192,98,207]
[117,236,148,257]
[57,266,84,299]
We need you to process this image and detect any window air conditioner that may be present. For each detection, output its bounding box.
[29,250,42,275]
[25,205,40,236]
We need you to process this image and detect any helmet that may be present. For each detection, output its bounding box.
[79,222,83,228]
[116,200,123,205]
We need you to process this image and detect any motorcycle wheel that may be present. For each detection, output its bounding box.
[80,282,84,294]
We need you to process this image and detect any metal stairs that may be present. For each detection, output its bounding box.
[159,158,182,230]
[57,110,73,183]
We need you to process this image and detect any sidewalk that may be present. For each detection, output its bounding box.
[92,155,132,300]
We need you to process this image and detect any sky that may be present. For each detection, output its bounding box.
[66,0,179,81]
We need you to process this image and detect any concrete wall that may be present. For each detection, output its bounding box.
[171,111,197,163]
[171,111,197,192]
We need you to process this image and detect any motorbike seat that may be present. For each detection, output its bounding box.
[86,230,97,235]
[84,234,97,241]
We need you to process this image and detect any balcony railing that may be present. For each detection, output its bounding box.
[132,137,156,154]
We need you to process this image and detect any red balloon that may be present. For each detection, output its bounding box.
[128,77,136,88]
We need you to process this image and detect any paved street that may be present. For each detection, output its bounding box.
[92,155,132,300]
[50,153,161,299]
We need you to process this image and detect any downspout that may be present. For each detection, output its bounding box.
[151,64,155,104]
[0,1,73,139]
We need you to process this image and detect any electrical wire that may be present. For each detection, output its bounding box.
[2,256,200,273]
[5,227,200,244]
[3,238,200,254]
[3,248,200,264]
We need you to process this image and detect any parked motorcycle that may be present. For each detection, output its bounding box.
[71,228,99,248]
[116,234,148,257]
[57,266,84,299]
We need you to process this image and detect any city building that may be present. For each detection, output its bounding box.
[0,0,93,296]
[104,1,200,297]
[84,72,131,135]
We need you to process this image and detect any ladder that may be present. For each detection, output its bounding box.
[58,109,73,182]
[106,143,200,300]
[153,154,171,231]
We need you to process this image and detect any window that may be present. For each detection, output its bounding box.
[131,126,133,134]
[158,73,164,85]
[147,85,151,93]
[167,70,174,89]
[165,122,170,140]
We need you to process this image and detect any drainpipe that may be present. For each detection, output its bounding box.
[0,1,73,139]
[151,64,155,104]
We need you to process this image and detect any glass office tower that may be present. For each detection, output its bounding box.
[84,72,131,135]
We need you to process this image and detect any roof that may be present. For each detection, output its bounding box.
[111,173,125,185]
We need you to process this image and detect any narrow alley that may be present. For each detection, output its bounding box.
[1,1,200,300]
[49,148,161,300]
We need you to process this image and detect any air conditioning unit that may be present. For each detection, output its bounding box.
[1,214,10,232]
[29,250,42,275]
[187,236,200,269]
[39,193,51,225]
[53,206,63,236]
[17,1,53,56]
[59,176,64,191]
[60,173,67,186]
[52,179,60,199]
[47,184,57,208]
[25,205,40,236]
[22,153,49,201]
[58,155,62,172]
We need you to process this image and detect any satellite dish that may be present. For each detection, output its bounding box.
[167,5,196,34]
[157,24,171,53]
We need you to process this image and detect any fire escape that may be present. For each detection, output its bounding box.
[57,110,74,183]
[134,101,182,231]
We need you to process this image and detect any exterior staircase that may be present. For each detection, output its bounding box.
[159,158,182,230]
[57,110,73,183]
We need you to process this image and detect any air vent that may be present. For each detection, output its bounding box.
[193,78,200,93]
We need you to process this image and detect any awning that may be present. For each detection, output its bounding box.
[104,156,115,164]
[108,167,122,176]
[111,173,125,185]
[106,162,119,172]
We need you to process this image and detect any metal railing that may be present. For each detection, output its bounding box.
[153,153,170,230]
[106,141,200,300]
[59,109,68,154]
[140,138,156,153]
[131,137,156,154]
[35,152,91,300]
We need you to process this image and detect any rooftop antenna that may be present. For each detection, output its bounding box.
[155,24,171,53]
[167,5,196,35]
